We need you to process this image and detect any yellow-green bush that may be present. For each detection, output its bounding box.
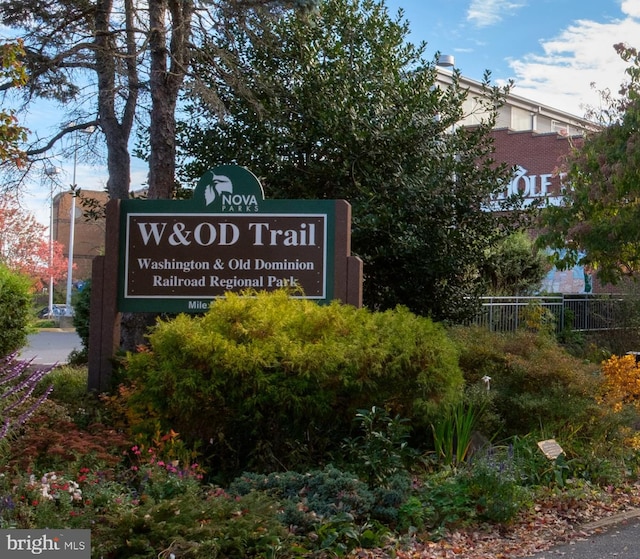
[123,291,463,478]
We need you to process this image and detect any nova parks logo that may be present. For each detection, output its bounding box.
[1,530,90,558]
[196,166,264,213]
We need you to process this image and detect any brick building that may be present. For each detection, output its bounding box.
[489,129,590,293]
[53,190,109,282]
[438,70,598,293]
[490,128,578,207]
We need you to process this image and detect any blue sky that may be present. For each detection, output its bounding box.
[385,0,640,115]
[7,0,640,225]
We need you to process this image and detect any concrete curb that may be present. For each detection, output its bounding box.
[581,508,640,532]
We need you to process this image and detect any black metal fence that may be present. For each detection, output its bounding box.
[471,294,627,332]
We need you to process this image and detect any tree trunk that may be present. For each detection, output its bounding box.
[96,0,141,347]
[147,0,194,199]
[95,0,138,200]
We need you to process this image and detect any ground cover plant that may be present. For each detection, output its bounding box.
[2,291,640,558]
[0,352,54,439]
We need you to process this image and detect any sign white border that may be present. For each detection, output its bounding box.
[123,212,329,300]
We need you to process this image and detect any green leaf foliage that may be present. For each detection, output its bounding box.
[229,465,406,542]
[90,484,289,559]
[537,44,640,285]
[230,466,376,526]
[123,290,463,479]
[449,326,604,438]
[340,406,417,486]
[481,231,549,296]
[0,40,28,167]
[0,263,31,356]
[179,0,520,322]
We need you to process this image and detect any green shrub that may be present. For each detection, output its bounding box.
[123,290,463,478]
[449,326,604,438]
[464,448,532,523]
[409,454,531,532]
[0,264,32,357]
[415,469,474,530]
[41,365,88,405]
[340,406,417,486]
[500,433,629,490]
[230,466,376,526]
[38,365,94,425]
[70,280,91,364]
[229,464,408,538]
[505,434,560,487]
[313,513,389,556]
[95,488,289,559]
[1,465,290,559]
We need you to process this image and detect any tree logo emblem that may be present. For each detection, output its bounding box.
[203,173,234,205]
[194,165,266,212]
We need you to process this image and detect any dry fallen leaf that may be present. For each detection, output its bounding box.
[348,482,640,559]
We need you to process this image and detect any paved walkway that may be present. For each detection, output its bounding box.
[18,329,82,365]
[527,509,640,558]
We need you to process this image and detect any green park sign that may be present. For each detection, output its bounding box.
[118,165,361,312]
[89,166,363,390]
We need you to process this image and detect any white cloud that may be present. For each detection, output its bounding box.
[506,15,640,116]
[621,0,640,18]
[467,0,526,28]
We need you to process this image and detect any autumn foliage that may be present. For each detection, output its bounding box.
[0,194,69,290]
[600,354,640,412]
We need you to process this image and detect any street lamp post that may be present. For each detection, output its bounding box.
[65,184,79,311]
[65,125,93,314]
[44,166,60,318]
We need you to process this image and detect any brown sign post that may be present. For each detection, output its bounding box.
[88,166,363,391]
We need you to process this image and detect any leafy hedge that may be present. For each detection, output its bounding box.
[122,290,463,478]
[449,326,604,438]
[70,278,91,363]
[0,264,32,357]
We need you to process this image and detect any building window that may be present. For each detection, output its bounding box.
[551,120,569,136]
[511,107,532,131]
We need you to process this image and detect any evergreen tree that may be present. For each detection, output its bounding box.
[179,0,522,321]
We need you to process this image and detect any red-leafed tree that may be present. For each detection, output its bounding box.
[0,195,69,290]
